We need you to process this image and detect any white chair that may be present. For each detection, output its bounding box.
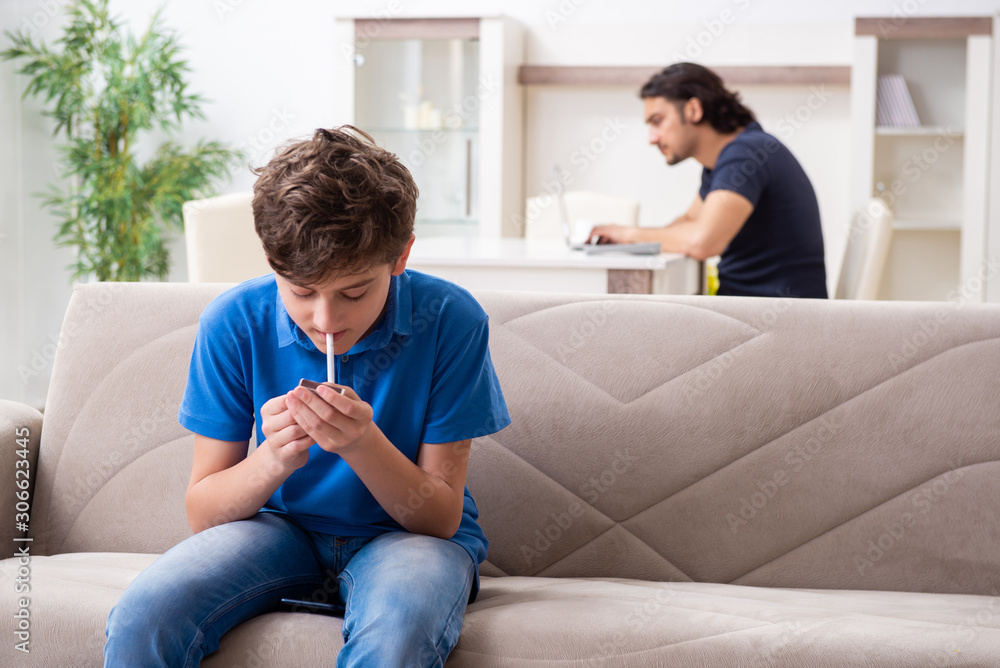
[522,190,640,243]
[183,191,270,283]
[835,198,894,300]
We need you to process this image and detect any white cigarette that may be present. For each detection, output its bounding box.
[326,333,335,384]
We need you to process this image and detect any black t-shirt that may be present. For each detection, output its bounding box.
[699,121,828,298]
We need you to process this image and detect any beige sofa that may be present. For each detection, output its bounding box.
[3,281,1000,667]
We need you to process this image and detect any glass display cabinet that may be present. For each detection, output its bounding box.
[333,16,524,239]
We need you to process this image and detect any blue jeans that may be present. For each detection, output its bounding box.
[104,513,475,667]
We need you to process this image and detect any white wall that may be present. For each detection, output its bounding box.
[3,0,999,407]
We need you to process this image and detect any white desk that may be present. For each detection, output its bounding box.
[407,238,702,295]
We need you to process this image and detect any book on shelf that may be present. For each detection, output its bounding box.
[876,74,921,128]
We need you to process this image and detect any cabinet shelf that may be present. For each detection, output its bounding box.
[875,126,963,137]
[892,220,962,232]
[892,219,961,232]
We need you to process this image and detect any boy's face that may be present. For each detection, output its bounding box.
[274,236,414,356]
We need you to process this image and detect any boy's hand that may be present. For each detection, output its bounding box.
[286,384,374,455]
[260,395,313,472]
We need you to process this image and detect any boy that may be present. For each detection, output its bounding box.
[104,127,511,667]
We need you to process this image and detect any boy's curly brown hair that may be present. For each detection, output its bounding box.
[252,126,418,285]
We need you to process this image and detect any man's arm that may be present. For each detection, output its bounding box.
[589,189,753,261]
[286,384,470,540]
[670,193,704,226]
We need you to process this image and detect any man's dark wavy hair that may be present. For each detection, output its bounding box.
[252,126,418,286]
[640,63,756,134]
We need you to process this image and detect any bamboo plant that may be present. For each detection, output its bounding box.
[2,0,241,281]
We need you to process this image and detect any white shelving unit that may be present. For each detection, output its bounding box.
[873,127,963,137]
[852,17,994,302]
[331,16,524,239]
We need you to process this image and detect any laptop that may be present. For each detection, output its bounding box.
[553,167,662,255]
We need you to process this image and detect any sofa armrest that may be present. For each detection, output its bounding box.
[0,400,43,547]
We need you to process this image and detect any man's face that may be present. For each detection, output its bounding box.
[644,96,697,166]
[274,237,413,355]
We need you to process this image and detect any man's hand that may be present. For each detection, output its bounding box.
[588,224,641,244]
[260,394,313,472]
[286,385,375,456]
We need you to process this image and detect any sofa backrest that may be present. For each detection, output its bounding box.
[32,283,226,556]
[33,283,1000,595]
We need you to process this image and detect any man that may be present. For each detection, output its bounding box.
[590,63,828,298]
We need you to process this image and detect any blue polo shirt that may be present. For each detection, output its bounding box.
[178,269,510,574]
[699,121,828,299]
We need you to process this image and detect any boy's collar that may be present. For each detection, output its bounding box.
[275,270,413,352]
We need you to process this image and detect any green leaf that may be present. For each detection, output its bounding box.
[2,0,240,282]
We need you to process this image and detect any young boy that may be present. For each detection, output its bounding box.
[104,127,511,667]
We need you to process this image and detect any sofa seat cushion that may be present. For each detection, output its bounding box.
[2,553,159,666]
[0,553,348,667]
[452,577,1000,667]
[4,555,999,667]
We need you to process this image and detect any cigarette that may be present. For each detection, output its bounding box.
[326,333,335,384]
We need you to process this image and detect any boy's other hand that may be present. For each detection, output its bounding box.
[260,395,313,472]
[286,385,374,456]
